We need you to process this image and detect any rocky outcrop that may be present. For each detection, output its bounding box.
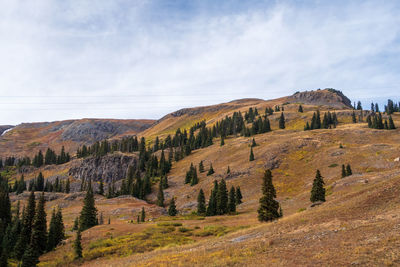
[68,153,138,183]
[288,89,352,109]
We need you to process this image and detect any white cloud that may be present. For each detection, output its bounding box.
[0,0,399,124]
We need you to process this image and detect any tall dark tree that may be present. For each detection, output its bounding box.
[216,179,228,215]
[235,187,243,205]
[98,179,104,195]
[73,230,83,259]
[257,169,280,222]
[298,105,303,113]
[251,138,257,147]
[279,112,285,129]
[21,245,39,267]
[341,164,346,178]
[346,164,352,176]
[206,181,218,216]
[65,178,70,194]
[79,181,97,231]
[156,182,164,207]
[310,170,326,203]
[197,189,206,215]
[249,147,255,161]
[14,191,35,259]
[168,197,177,216]
[388,115,396,129]
[207,164,215,176]
[199,161,205,173]
[31,192,47,254]
[228,186,236,213]
[140,207,145,222]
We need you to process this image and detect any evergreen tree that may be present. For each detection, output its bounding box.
[65,178,70,194]
[197,189,206,215]
[235,187,243,204]
[279,112,285,129]
[298,105,303,113]
[199,161,205,173]
[21,245,39,267]
[257,169,280,222]
[206,181,218,216]
[251,138,256,147]
[207,164,214,176]
[249,147,255,161]
[226,166,231,174]
[220,137,225,146]
[79,181,97,231]
[72,217,79,231]
[346,164,352,176]
[310,170,326,203]
[156,182,164,207]
[341,164,346,178]
[140,207,145,222]
[31,192,47,254]
[14,191,35,259]
[216,179,228,215]
[352,111,357,123]
[228,186,236,213]
[190,167,198,186]
[73,230,83,259]
[388,115,396,129]
[168,198,177,216]
[47,209,57,251]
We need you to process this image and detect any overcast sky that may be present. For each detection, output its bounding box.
[1,0,399,125]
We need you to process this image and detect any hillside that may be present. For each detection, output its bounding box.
[0,118,154,158]
[3,88,400,266]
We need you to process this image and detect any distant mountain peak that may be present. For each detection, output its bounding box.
[288,88,352,108]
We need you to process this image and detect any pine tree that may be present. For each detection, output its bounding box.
[220,137,225,146]
[251,138,256,147]
[199,161,205,173]
[65,178,70,193]
[73,230,83,259]
[341,164,346,178]
[156,182,164,207]
[235,187,242,204]
[207,164,214,176]
[31,192,47,254]
[310,170,326,203]
[47,209,57,251]
[228,186,236,213]
[279,112,285,129]
[140,207,145,222]
[226,166,231,174]
[298,105,303,113]
[352,111,357,123]
[206,181,218,216]
[190,167,198,186]
[79,181,97,231]
[388,115,396,129]
[257,169,280,222]
[72,217,79,231]
[249,147,255,161]
[197,189,206,215]
[216,179,228,215]
[21,245,39,267]
[346,164,352,176]
[168,198,177,216]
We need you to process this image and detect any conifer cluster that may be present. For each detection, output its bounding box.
[304,110,338,130]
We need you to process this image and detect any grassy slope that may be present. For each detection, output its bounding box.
[6,91,400,266]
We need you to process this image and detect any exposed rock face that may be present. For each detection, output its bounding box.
[0,125,14,135]
[69,153,137,183]
[288,89,352,109]
[60,119,151,143]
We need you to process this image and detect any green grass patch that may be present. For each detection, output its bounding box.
[193,225,248,237]
[328,163,338,168]
[297,208,306,213]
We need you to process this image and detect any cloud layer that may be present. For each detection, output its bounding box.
[0,0,399,124]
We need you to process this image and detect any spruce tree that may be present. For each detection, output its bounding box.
[388,115,396,129]
[79,181,97,231]
[197,189,206,215]
[65,178,70,193]
[199,161,205,173]
[168,198,177,216]
[346,164,352,176]
[207,164,214,176]
[226,166,231,174]
[31,192,47,254]
[257,169,280,222]
[298,105,303,113]
[140,207,145,222]
[216,179,228,215]
[190,167,198,186]
[98,179,104,195]
[206,181,218,216]
[251,138,256,147]
[279,112,285,129]
[21,245,39,267]
[228,186,236,213]
[47,208,57,251]
[310,170,326,203]
[235,187,243,204]
[352,111,357,123]
[249,147,255,161]
[73,230,83,259]
[72,217,79,231]
[156,182,164,207]
[341,164,346,178]
[14,191,35,259]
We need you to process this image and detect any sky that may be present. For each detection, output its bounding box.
[0,0,400,125]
